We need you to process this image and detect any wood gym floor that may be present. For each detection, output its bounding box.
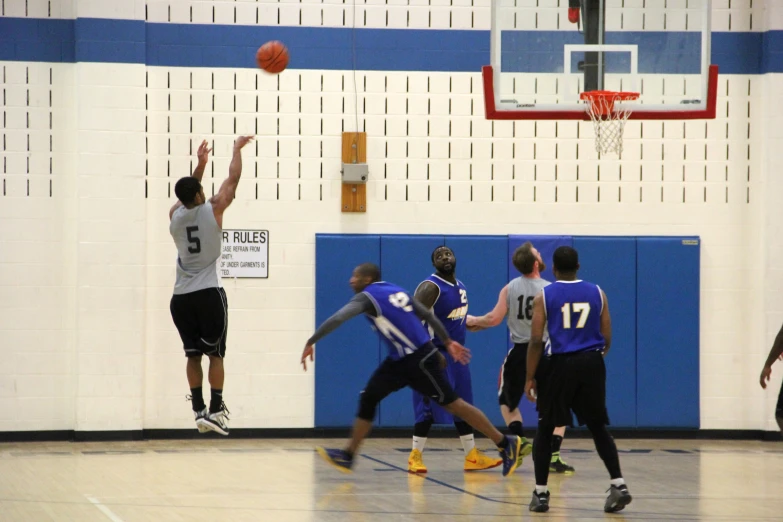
[0,437,780,521]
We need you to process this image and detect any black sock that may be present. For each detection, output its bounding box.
[414,420,433,438]
[508,420,524,437]
[496,436,509,450]
[209,388,224,413]
[552,434,564,454]
[190,387,205,411]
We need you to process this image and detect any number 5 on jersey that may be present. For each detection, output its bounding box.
[186,226,201,254]
[561,302,590,329]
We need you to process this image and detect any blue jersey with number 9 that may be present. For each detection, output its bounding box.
[363,282,433,360]
[543,280,606,355]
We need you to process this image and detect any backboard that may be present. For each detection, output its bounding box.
[484,0,717,120]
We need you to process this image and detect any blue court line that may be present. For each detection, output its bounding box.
[361,453,523,506]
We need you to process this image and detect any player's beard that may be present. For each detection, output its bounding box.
[440,260,457,275]
[537,259,547,273]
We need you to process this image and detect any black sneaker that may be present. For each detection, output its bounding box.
[549,454,575,474]
[604,484,632,513]
[198,402,230,436]
[529,489,550,512]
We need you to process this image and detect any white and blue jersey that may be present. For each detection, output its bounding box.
[418,275,468,348]
[543,280,606,355]
[363,282,433,360]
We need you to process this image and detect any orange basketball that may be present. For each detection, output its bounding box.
[256,41,289,74]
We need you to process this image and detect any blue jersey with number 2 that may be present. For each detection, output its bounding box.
[543,280,605,355]
[363,282,433,360]
[421,275,468,348]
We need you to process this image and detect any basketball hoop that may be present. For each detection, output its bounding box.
[580,91,640,155]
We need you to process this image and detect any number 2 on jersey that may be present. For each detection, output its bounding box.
[561,302,590,329]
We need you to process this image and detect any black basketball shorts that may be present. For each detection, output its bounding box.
[776,378,783,427]
[361,344,460,409]
[536,350,609,428]
[498,342,552,409]
[498,342,527,409]
[170,287,228,358]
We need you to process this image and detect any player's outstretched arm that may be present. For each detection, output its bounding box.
[210,136,254,225]
[300,293,373,371]
[466,284,509,332]
[760,321,783,389]
[524,292,546,402]
[169,139,213,220]
[599,289,612,357]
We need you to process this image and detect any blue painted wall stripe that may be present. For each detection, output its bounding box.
[0,18,74,62]
[0,17,779,74]
[762,31,783,74]
[76,19,146,64]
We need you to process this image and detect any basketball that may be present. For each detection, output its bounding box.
[256,41,289,74]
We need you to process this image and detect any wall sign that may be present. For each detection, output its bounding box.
[220,229,268,278]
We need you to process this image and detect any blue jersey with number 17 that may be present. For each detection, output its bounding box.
[362,282,433,360]
[543,280,605,355]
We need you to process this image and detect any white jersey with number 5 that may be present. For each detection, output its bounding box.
[170,202,222,295]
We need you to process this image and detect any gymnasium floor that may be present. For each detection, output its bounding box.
[0,437,780,521]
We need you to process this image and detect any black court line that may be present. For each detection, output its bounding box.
[360,454,523,507]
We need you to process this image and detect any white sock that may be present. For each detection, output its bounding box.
[536,485,549,494]
[459,434,475,453]
[610,478,626,487]
[412,436,427,452]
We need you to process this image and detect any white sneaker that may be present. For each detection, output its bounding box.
[194,407,210,433]
[197,403,230,436]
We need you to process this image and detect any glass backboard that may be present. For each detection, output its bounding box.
[484,0,717,120]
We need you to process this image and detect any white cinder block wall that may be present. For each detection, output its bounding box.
[0,0,780,432]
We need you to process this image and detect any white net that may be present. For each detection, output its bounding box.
[582,92,639,156]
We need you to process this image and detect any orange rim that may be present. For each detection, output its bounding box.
[580,90,640,117]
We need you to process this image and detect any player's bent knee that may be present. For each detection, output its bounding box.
[776,415,783,432]
[585,421,611,436]
[357,390,380,421]
[442,398,464,414]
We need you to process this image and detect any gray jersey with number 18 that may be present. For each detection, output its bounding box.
[506,276,550,343]
[170,202,222,295]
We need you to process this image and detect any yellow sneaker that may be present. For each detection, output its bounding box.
[520,437,533,456]
[515,438,533,468]
[464,447,503,471]
[408,449,428,474]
